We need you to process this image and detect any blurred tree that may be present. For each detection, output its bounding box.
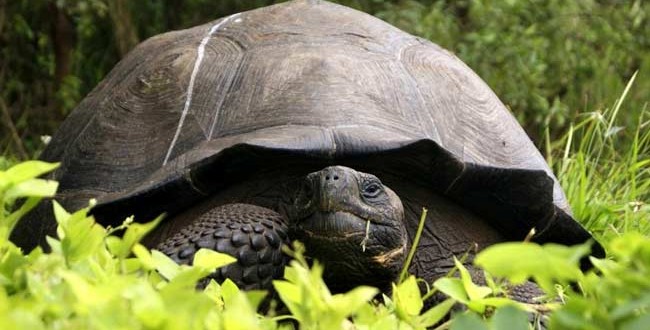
[49,2,75,89]
[107,0,138,56]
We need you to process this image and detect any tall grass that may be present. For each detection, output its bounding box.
[546,73,650,240]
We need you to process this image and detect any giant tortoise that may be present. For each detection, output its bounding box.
[13,0,603,300]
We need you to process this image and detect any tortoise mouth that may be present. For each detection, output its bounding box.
[295,211,374,237]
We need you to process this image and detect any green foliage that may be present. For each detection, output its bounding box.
[424,234,649,330]
[433,258,526,316]
[0,161,255,329]
[550,233,650,330]
[0,161,59,238]
[273,244,378,329]
[389,275,455,328]
[475,242,589,293]
[547,74,650,240]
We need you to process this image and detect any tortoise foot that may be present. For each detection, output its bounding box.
[156,203,289,290]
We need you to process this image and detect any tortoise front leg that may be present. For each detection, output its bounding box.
[157,203,289,290]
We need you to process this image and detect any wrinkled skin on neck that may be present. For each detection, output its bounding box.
[287,166,407,292]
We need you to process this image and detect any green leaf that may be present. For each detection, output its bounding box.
[123,282,165,328]
[331,286,378,316]
[132,243,156,270]
[106,216,162,258]
[454,258,492,301]
[273,280,304,320]
[3,196,40,237]
[474,242,587,292]
[4,179,58,201]
[450,313,489,330]
[393,275,423,318]
[490,306,529,330]
[53,200,71,235]
[164,267,210,291]
[56,204,105,263]
[151,250,181,280]
[2,161,59,186]
[417,298,455,327]
[193,248,237,270]
[434,277,469,304]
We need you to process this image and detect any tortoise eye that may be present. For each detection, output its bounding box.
[362,182,382,199]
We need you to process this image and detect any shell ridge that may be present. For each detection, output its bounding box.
[163,13,241,166]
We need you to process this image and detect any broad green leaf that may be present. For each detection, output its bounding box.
[58,206,105,263]
[53,200,71,235]
[3,196,40,236]
[203,280,225,308]
[244,290,268,311]
[119,216,162,256]
[490,305,529,330]
[60,270,110,307]
[331,286,378,316]
[4,179,58,201]
[454,258,492,301]
[549,301,599,330]
[151,250,181,280]
[417,298,455,327]
[132,243,156,270]
[273,280,302,317]
[123,282,165,328]
[434,277,469,304]
[282,264,298,283]
[221,278,242,306]
[450,313,489,330]
[474,242,587,292]
[220,283,260,330]
[393,275,423,318]
[106,216,162,258]
[167,266,212,291]
[193,248,237,270]
[45,235,62,254]
[3,161,59,186]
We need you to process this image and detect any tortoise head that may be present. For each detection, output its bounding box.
[288,166,407,292]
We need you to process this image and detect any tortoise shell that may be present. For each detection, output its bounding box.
[13,0,603,259]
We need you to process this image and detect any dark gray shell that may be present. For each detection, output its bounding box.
[13,0,603,257]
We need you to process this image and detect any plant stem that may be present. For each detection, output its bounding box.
[399,207,427,283]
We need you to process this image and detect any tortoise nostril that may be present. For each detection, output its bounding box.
[333,175,339,180]
[325,175,330,180]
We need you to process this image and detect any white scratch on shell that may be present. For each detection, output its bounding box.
[163,13,241,166]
